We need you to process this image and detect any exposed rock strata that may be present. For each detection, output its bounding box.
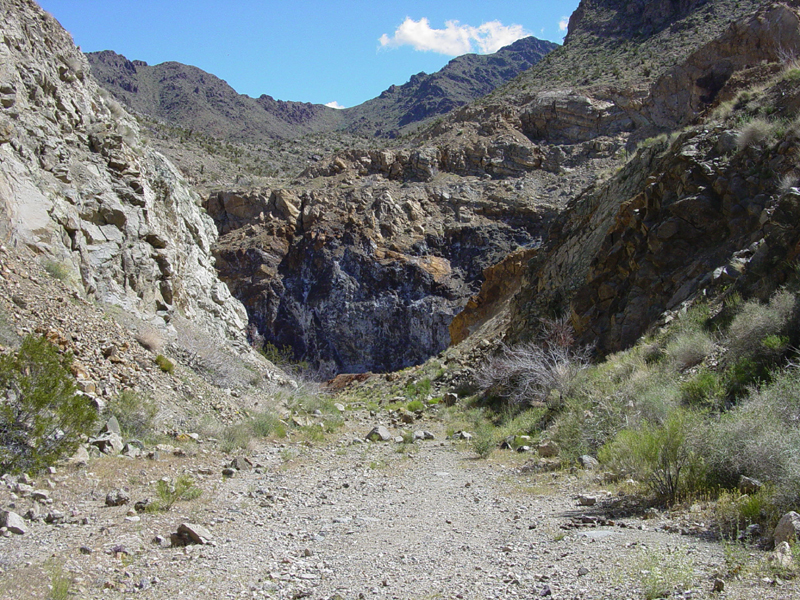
[207,179,558,373]
[0,0,247,342]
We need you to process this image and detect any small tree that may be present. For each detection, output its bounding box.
[0,336,98,473]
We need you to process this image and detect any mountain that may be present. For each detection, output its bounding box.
[340,36,558,137]
[86,36,557,143]
[86,50,345,144]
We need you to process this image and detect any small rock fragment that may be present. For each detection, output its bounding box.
[105,489,130,507]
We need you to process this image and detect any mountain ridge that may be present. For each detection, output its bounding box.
[86,35,557,144]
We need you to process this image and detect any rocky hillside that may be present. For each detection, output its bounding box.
[0,0,253,346]
[206,0,787,372]
[85,51,346,143]
[86,36,556,143]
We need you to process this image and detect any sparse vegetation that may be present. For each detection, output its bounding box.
[107,390,159,442]
[155,354,174,374]
[148,473,202,511]
[0,335,98,473]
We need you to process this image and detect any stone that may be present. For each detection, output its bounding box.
[413,430,435,441]
[0,510,26,534]
[442,392,458,407]
[579,455,600,470]
[577,567,589,577]
[134,499,152,513]
[221,467,237,477]
[537,441,560,458]
[577,495,597,507]
[774,511,800,545]
[230,456,252,471]
[738,475,762,494]
[712,578,725,593]
[102,416,121,436]
[105,489,130,507]
[769,541,795,570]
[31,489,50,503]
[91,432,124,455]
[70,445,90,466]
[173,523,214,546]
[365,426,392,442]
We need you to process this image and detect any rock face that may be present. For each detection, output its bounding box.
[509,3,800,353]
[0,0,248,342]
[207,176,557,373]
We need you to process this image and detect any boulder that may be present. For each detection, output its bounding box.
[774,511,800,545]
[105,489,130,507]
[0,510,26,534]
[365,426,392,442]
[172,523,214,546]
[579,455,600,470]
[537,441,560,458]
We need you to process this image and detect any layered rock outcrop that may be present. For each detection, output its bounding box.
[0,0,248,342]
[207,178,557,373]
[511,65,800,354]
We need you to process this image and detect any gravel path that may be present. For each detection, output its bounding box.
[1,417,797,599]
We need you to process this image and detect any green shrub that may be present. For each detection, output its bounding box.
[406,400,425,412]
[0,335,98,473]
[599,409,704,504]
[405,378,432,400]
[148,473,202,511]
[680,369,724,408]
[472,423,497,459]
[727,291,796,365]
[107,390,158,441]
[249,410,286,438]
[155,354,174,374]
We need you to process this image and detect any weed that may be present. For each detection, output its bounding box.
[147,473,202,511]
[406,399,425,412]
[155,354,174,374]
[46,561,72,600]
[631,547,695,600]
[472,422,497,459]
[41,259,71,283]
[107,390,159,442]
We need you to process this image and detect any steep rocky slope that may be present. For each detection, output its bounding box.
[0,0,248,344]
[210,0,787,371]
[508,2,800,353]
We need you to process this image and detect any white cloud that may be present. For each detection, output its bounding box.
[379,17,530,56]
[325,101,346,109]
[559,16,569,32]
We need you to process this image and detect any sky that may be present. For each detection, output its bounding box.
[37,1,581,109]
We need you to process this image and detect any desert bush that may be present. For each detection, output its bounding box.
[736,117,774,150]
[665,330,715,370]
[599,409,704,503]
[477,340,590,406]
[219,408,288,452]
[0,335,98,473]
[107,390,158,442]
[148,473,202,511]
[471,422,497,459]
[41,259,70,283]
[155,354,174,374]
[701,366,800,511]
[727,290,796,363]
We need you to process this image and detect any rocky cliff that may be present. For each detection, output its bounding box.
[0,0,248,344]
[509,2,800,354]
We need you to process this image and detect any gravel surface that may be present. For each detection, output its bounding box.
[2,414,798,600]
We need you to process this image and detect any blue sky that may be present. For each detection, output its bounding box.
[37,1,581,108]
